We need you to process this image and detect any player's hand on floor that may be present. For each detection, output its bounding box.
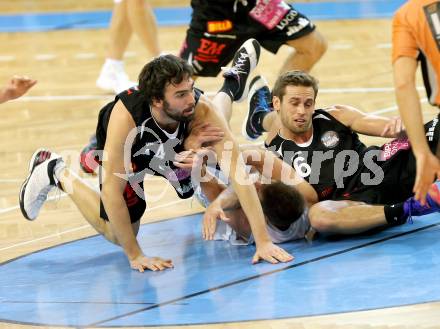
[202,202,229,240]
[129,255,173,272]
[252,241,294,264]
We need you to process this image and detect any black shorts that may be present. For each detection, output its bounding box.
[100,182,147,224]
[335,117,440,205]
[99,169,195,223]
[179,4,315,77]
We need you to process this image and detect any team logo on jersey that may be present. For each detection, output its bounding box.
[321,131,340,148]
[195,38,227,63]
[207,20,233,33]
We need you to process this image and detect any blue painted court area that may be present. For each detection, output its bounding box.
[0,0,406,32]
[1,212,440,327]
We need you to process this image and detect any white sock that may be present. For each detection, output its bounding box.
[104,58,124,70]
[53,160,66,185]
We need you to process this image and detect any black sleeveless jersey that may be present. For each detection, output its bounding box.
[265,109,367,201]
[96,87,203,199]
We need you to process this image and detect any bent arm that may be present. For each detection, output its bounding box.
[393,56,428,154]
[101,100,143,260]
[327,104,403,138]
[242,147,318,206]
[197,98,272,246]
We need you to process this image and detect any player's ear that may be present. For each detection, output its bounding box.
[151,97,163,108]
[273,96,281,112]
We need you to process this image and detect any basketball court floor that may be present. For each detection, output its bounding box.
[1,1,440,328]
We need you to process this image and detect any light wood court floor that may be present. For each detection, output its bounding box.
[1,1,439,329]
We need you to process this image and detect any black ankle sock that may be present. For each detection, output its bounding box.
[219,78,239,101]
[384,203,406,226]
[251,111,269,132]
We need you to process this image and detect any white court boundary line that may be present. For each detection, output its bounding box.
[371,98,428,115]
[0,198,189,252]
[14,86,427,102]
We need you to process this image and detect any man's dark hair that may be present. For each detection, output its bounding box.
[272,70,319,101]
[260,181,306,231]
[138,54,193,104]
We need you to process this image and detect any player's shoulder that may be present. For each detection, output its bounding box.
[195,94,215,115]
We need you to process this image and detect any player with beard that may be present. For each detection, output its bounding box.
[19,41,294,273]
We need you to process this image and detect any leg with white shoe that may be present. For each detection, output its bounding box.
[97,0,160,94]
[19,149,139,245]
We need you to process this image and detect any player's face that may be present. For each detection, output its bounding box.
[275,85,315,135]
[162,77,196,122]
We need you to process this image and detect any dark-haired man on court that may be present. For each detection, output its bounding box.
[242,70,440,235]
[19,40,294,273]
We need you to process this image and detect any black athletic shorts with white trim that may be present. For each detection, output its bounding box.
[334,117,440,205]
[179,1,315,77]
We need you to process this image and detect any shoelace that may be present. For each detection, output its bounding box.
[233,0,248,12]
[232,52,249,73]
[406,199,414,224]
[406,197,436,224]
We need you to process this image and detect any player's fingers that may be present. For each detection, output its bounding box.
[155,263,165,271]
[252,253,260,264]
[275,250,294,262]
[381,126,389,137]
[262,254,279,264]
[202,221,207,240]
[163,260,174,268]
[397,118,403,133]
[414,181,428,205]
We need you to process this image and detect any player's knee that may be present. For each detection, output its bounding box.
[308,201,339,232]
[294,31,327,60]
[309,31,327,60]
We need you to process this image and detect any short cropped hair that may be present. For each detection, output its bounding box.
[272,70,319,101]
[260,181,306,231]
[138,54,193,104]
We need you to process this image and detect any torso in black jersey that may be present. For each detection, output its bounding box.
[265,109,367,201]
[96,87,203,200]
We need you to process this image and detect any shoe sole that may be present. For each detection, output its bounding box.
[235,39,261,103]
[19,148,47,221]
[242,75,269,141]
